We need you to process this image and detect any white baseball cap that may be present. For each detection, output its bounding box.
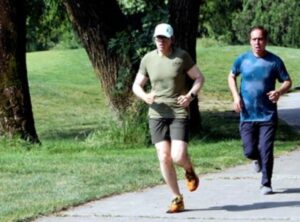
[153,23,174,38]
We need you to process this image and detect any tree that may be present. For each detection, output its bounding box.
[169,0,202,133]
[0,0,40,143]
[63,0,133,112]
[233,0,300,47]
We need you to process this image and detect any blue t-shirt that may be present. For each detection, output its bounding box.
[231,51,290,122]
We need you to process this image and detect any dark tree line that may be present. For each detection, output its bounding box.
[199,0,300,47]
[25,0,300,51]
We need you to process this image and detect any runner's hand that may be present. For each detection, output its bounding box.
[177,95,192,107]
[267,90,280,103]
[144,91,156,105]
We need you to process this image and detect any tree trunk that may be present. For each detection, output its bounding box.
[168,0,202,134]
[63,0,132,112]
[0,0,40,143]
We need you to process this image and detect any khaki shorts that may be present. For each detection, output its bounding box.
[149,118,189,144]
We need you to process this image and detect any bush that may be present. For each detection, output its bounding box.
[84,101,151,148]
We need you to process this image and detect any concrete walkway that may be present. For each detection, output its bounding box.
[278,92,300,133]
[34,92,300,222]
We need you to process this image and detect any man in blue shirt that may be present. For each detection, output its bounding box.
[228,26,292,195]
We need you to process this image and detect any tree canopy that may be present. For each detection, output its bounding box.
[198,0,300,47]
[26,0,300,50]
[232,0,300,47]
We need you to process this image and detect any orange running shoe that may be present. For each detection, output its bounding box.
[185,168,199,192]
[166,195,184,213]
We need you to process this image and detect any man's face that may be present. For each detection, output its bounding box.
[154,36,172,52]
[250,29,267,57]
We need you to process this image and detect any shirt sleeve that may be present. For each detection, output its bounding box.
[182,50,195,72]
[138,55,148,77]
[231,56,242,76]
[275,57,290,82]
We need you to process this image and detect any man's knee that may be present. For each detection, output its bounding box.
[171,152,186,165]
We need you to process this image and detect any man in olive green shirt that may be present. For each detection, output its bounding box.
[132,23,205,213]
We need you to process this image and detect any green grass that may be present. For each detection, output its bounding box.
[27,49,107,140]
[0,44,299,222]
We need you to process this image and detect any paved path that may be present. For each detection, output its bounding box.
[34,92,300,222]
[278,92,300,133]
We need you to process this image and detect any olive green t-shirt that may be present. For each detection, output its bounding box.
[138,47,195,118]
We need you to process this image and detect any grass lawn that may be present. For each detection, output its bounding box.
[0,43,299,222]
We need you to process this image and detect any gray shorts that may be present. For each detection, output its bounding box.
[149,118,189,144]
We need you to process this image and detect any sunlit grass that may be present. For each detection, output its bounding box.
[26,49,107,139]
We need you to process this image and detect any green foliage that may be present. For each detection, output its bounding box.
[25,0,300,51]
[85,102,150,148]
[199,0,243,44]
[117,0,147,14]
[26,0,81,51]
[199,0,300,48]
[232,0,300,47]
[109,1,168,61]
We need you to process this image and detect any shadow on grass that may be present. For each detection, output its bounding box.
[193,110,299,143]
[192,110,240,142]
[39,110,299,145]
[40,127,98,141]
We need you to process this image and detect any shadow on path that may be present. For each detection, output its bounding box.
[277,187,300,194]
[185,200,300,212]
